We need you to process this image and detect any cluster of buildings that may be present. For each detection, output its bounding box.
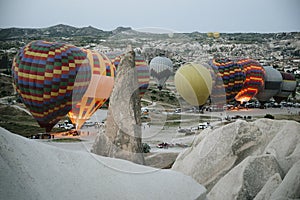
[93,32,300,77]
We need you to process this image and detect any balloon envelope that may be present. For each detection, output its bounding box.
[273,72,297,103]
[209,58,245,103]
[135,54,150,97]
[234,59,265,103]
[12,40,91,132]
[105,51,123,68]
[213,32,220,38]
[175,63,212,106]
[68,49,116,129]
[149,56,173,90]
[106,51,150,97]
[255,66,282,103]
[203,63,227,106]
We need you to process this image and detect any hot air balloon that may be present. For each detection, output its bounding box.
[68,49,116,129]
[213,32,220,39]
[149,56,173,90]
[175,63,212,106]
[106,51,150,97]
[135,54,150,97]
[207,32,220,39]
[273,72,297,103]
[207,32,213,37]
[12,40,91,132]
[106,51,123,68]
[255,66,282,104]
[234,59,265,103]
[209,58,245,103]
[203,63,227,106]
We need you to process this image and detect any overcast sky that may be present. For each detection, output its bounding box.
[0,0,299,33]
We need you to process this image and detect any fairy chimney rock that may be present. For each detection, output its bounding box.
[92,48,144,164]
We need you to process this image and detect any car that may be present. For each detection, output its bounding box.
[141,107,149,114]
[54,123,65,128]
[231,115,243,119]
[174,108,181,113]
[64,124,75,130]
[198,124,208,129]
[198,122,209,129]
[84,121,95,126]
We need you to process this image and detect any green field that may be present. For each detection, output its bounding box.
[0,104,65,137]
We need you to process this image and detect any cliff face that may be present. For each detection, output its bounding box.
[92,48,144,164]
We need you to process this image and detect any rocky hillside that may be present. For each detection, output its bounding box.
[0,24,113,41]
[0,73,14,97]
[172,118,300,200]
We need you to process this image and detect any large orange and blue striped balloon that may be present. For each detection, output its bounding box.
[12,40,91,132]
[209,58,245,103]
[68,49,116,129]
[234,59,265,103]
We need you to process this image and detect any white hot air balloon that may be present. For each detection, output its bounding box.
[255,66,282,104]
[149,56,173,90]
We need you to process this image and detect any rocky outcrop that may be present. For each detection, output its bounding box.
[172,118,300,199]
[207,155,283,200]
[145,152,179,169]
[263,121,300,175]
[172,119,285,190]
[253,173,282,200]
[270,160,300,200]
[91,48,144,164]
[0,127,207,200]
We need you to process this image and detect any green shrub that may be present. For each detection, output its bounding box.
[142,143,151,153]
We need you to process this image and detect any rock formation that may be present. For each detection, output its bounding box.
[0,127,207,200]
[91,48,144,164]
[270,160,300,200]
[253,173,282,200]
[172,118,300,199]
[207,155,283,200]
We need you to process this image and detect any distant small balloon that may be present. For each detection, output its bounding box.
[207,32,213,37]
[213,32,220,38]
[207,32,220,39]
[149,56,173,90]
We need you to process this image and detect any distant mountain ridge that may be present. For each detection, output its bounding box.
[0,24,134,41]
